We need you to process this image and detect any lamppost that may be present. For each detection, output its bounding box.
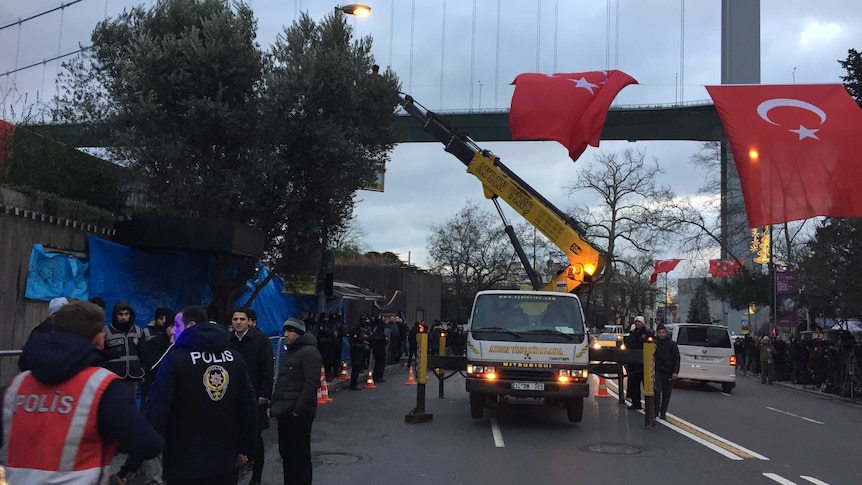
[335,4,371,16]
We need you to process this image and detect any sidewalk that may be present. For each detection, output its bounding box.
[737,369,862,406]
[326,361,410,393]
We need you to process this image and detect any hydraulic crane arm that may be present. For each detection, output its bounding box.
[398,94,606,292]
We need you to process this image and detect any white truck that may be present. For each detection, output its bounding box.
[465,290,591,422]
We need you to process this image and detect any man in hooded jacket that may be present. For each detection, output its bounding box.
[271,317,322,485]
[103,301,146,398]
[1,300,162,484]
[131,306,257,485]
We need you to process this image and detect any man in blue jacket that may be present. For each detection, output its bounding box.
[133,305,257,485]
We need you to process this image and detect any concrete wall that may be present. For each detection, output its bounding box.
[334,265,442,325]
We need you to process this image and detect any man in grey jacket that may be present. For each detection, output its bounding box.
[271,317,322,485]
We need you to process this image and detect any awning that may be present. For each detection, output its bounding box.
[332,281,383,301]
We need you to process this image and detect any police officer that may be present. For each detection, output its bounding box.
[135,306,257,484]
[103,301,146,397]
[349,323,369,390]
[1,300,162,484]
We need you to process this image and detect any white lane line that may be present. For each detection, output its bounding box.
[603,380,768,461]
[766,407,825,425]
[799,476,830,485]
[764,473,797,484]
[490,418,505,447]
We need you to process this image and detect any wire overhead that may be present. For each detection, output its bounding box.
[0,0,84,31]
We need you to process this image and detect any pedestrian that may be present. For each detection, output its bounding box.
[103,301,146,399]
[759,335,775,384]
[135,305,257,485]
[653,324,680,420]
[773,335,787,381]
[228,307,274,485]
[270,317,322,485]
[624,315,653,410]
[18,297,69,370]
[1,300,162,484]
[406,321,421,369]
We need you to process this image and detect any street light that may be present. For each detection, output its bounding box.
[336,4,371,16]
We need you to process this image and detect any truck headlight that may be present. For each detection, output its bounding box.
[467,364,496,375]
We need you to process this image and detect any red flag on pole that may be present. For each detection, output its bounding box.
[510,70,638,162]
[705,84,862,228]
[650,259,682,284]
[708,259,744,277]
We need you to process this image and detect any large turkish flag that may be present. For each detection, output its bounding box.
[708,259,744,278]
[650,258,682,284]
[510,70,637,162]
[706,84,862,228]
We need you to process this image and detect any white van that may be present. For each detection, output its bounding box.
[665,323,736,393]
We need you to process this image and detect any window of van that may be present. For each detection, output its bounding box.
[677,326,731,348]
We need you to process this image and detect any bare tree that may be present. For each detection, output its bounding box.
[427,200,516,312]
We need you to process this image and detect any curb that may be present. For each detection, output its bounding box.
[738,371,862,406]
[326,362,408,394]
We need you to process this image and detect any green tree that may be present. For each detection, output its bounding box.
[52,1,401,321]
[839,48,862,105]
[687,282,712,324]
[797,218,862,319]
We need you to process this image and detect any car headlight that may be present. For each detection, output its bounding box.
[467,364,496,374]
[592,342,601,349]
[620,343,626,350]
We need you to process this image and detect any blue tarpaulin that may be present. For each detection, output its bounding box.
[25,244,89,301]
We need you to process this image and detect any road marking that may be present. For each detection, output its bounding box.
[764,473,797,484]
[766,407,824,425]
[799,476,830,485]
[490,418,505,447]
[603,379,768,461]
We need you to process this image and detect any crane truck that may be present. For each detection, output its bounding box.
[398,95,605,422]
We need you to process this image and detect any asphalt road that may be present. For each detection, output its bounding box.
[118,365,862,485]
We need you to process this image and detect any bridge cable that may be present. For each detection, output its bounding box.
[1,47,90,79]
[615,0,620,68]
[388,0,394,69]
[408,0,415,95]
[439,0,447,109]
[469,0,476,109]
[680,0,685,102]
[553,0,559,72]
[494,0,500,108]
[535,0,541,72]
[605,0,611,69]
[0,0,85,31]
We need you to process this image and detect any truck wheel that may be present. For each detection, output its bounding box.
[470,393,485,419]
[566,397,584,423]
[722,382,734,394]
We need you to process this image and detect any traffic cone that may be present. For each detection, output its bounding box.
[317,365,331,404]
[320,378,333,403]
[338,362,349,380]
[316,387,327,405]
[404,366,417,385]
[596,375,610,397]
[364,370,376,389]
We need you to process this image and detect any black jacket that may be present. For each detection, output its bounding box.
[271,332,322,419]
[143,322,257,482]
[654,336,681,375]
[229,327,274,431]
[3,331,163,463]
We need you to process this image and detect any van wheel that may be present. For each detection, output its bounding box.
[722,383,735,394]
[470,393,485,419]
[566,398,584,423]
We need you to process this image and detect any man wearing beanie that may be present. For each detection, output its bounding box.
[270,317,322,485]
[653,324,680,419]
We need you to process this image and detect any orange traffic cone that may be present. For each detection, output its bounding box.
[338,362,349,380]
[404,366,417,385]
[596,375,610,397]
[320,378,333,403]
[364,370,376,389]
[316,387,328,405]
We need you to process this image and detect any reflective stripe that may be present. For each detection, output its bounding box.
[7,464,110,485]
[59,368,117,471]
[0,371,30,463]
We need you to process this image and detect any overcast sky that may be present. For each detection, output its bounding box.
[2,0,859,274]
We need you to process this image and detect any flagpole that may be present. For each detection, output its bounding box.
[665,272,669,325]
[769,224,776,336]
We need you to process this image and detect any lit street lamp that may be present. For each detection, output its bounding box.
[335,4,371,16]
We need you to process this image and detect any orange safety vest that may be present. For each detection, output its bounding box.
[2,366,119,485]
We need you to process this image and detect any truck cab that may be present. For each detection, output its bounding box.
[465,290,591,422]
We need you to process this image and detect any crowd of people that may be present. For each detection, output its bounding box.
[1,297,472,485]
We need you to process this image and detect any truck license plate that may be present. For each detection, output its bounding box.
[511,382,544,391]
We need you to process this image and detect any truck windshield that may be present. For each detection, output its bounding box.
[470,294,585,343]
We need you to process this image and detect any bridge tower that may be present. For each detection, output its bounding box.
[720,0,760,333]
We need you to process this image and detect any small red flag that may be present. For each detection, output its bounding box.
[708,259,744,278]
[650,259,682,284]
[706,84,862,228]
[510,70,638,162]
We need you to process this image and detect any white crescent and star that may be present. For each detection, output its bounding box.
[756,98,827,141]
[542,73,601,95]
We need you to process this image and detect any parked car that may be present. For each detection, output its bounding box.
[592,332,626,350]
[665,323,736,393]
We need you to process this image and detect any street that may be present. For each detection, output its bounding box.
[231,366,860,485]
